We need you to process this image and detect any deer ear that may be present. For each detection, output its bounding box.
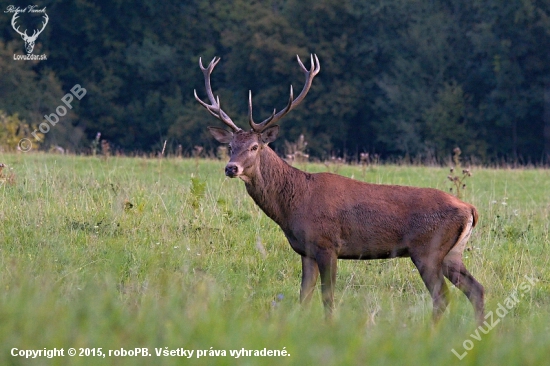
[208,127,233,143]
[261,125,279,144]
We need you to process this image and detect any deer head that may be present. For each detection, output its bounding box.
[194,55,320,181]
[11,13,49,54]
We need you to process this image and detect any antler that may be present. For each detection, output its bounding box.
[11,13,26,38]
[194,57,241,132]
[34,14,49,39]
[11,13,48,40]
[248,54,320,132]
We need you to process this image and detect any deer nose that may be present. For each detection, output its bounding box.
[225,164,239,177]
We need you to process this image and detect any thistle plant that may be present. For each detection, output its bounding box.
[284,134,309,164]
[447,147,471,199]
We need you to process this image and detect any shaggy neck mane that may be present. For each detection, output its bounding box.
[244,147,308,229]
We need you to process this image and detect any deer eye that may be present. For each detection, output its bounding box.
[251,145,259,151]
[227,145,232,153]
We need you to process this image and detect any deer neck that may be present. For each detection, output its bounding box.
[244,147,307,228]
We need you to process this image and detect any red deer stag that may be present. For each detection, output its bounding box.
[194,54,484,323]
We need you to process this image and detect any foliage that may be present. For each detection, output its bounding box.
[0,41,81,150]
[0,111,42,151]
[1,0,550,162]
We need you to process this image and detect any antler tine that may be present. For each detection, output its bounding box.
[28,13,48,39]
[40,13,49,31]
[195,57,241,132]
[248,90,277,127]
[249,54,320,132]
[213,95,234,127]
[291,53,320,106]
[198,57,220,102]
[11,13,26,36]
[193,89,222,119]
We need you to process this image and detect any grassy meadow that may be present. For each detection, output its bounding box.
[0,153,548,365]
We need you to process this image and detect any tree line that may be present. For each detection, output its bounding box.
[1,0,549,163]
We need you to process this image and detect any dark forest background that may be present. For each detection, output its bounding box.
[1,0,550,163]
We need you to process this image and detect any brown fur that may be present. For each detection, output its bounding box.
[212,130,484,323]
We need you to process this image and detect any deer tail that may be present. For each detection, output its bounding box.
[471,206,479,228]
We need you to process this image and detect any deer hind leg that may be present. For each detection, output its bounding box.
[315,250,337,319]
[442,255,485,324]
[300,255,319,304]
[443,216,485,324]
[411,254,450,323]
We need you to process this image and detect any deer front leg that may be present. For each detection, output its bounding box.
[316,250,338,319]
[411,255,449,323]
[300,256,319,304]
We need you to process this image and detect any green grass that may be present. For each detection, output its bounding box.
[0,153,548,365]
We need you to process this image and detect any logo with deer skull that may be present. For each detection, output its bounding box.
[11,11,48,54]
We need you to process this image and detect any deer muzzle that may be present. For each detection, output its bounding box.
[225,163,239,178]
